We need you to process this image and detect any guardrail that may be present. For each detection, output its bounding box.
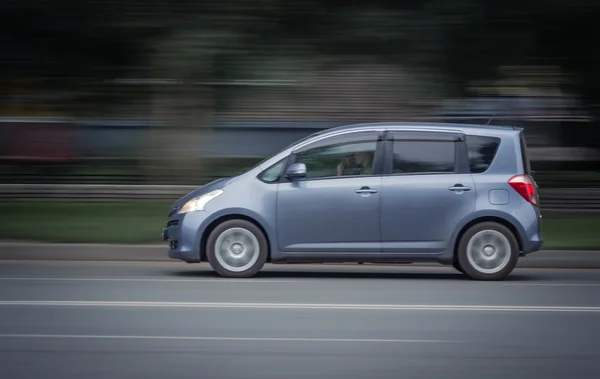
[536,188,600,210]
[0,184,599,211]
[0,184,196,202]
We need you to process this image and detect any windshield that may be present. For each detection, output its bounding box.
[251,129,326,169]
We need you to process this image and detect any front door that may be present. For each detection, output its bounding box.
[276,131,384,254]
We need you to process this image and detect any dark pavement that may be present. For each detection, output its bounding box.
[0,261,599,379]
[3,242,600,269]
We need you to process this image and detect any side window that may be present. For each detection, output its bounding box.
[392,140,456,174]
[466,135,501,174]
[259,159,286,183]
[519,133,532,175]
[294,140,378,179]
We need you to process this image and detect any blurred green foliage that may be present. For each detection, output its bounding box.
[1,202,599,250]
[0,203,171,244]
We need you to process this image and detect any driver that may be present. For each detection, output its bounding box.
[337,151,373,176]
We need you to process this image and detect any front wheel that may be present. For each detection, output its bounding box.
[457,222,519,281]
[206,219,268,278]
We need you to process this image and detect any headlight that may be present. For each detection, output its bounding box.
[178,190,223,214]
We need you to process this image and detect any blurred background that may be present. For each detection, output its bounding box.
[0,0,599,247]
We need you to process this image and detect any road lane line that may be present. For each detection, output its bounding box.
[0,277,306,283]
[1,301,599,312]
[0,334,454,343]
[501,283,600,287]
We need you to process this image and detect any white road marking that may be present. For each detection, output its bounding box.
[501,283,600,287]
[0,277,305,284]
[0,301,599,312]
[0,334,453,343]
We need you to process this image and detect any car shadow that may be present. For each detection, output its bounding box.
[171,267,534,282]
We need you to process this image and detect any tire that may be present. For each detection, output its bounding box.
[206,219,268,278]
[456,222,519,281]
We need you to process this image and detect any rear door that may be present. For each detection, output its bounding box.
[379,130,476,254]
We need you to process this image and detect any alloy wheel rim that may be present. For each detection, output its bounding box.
[214,227,260,272]
[466,230,512,274]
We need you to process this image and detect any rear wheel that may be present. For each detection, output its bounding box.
[206,219,268,278]
[457,222,519,281]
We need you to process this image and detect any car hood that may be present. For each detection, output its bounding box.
[171,175,239,212]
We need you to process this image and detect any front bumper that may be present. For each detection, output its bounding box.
[163,210,212,263]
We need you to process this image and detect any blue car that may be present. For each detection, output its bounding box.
[163,122,543,280]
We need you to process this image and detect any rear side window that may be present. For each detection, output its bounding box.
[392,141,455,174]
[519,132,532,175]
[466,135,501,173]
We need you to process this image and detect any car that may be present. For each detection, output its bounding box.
[163,122,543,280]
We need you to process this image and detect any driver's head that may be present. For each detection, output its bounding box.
[354,151,372,165]
[343,154,355,165]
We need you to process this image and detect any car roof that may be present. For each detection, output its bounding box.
[327,121,518,134]
[290,121,520,149]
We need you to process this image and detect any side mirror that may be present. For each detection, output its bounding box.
[285,162,307,180]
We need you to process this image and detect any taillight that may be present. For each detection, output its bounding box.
[508,174,538,206]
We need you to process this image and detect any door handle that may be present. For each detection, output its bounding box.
[355,186,378,194]
[449,184,471,192]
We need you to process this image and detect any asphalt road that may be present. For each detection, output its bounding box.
[3,243,600,269]
[0,260,599,379]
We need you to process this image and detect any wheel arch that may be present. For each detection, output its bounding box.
[200,214,273,263]
[452,216,524,265]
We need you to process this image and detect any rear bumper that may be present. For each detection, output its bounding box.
[522,238,543,256]
[522,217,543,255]
[522,208,543,255]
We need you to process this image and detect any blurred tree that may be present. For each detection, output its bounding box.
[146,24,245,180]
[2,0,600,165]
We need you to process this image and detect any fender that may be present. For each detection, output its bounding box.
[195,207,279,261]
[449,209,526,254]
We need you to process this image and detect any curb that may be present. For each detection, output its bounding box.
[0,243,168,262]
[1,243,600,269]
